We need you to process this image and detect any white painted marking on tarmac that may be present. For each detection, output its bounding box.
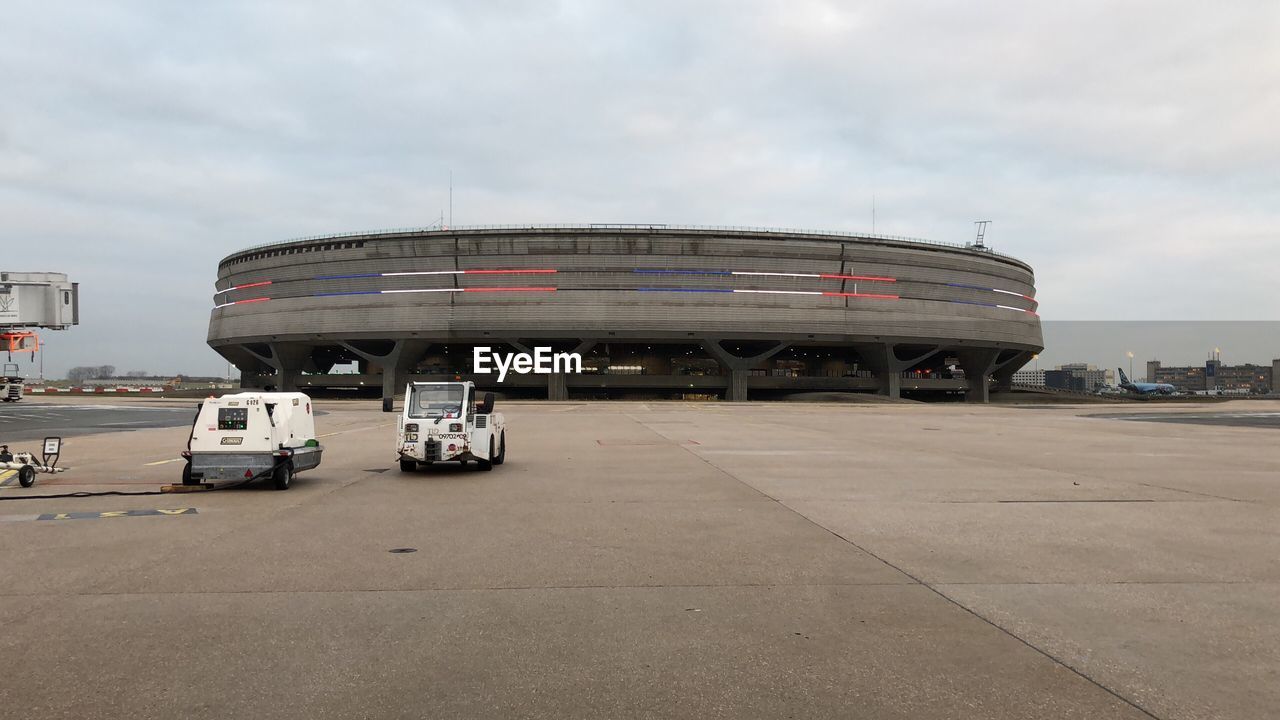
[3,404,185,412]
[1115,412,1280,422]
[101,421,154,426]
[144,458,183,466]
[696,449,858,456]
[318,423,393,438]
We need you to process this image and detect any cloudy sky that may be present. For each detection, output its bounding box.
[2,1,1277,378]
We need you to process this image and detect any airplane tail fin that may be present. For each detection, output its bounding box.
[1118,367,1130,384]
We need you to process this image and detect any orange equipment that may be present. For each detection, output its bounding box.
[1,331,39,356]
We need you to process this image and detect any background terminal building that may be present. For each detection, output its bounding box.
[206,225,1043,407]
[1146,354,1277,395]
[1013,364,1114,393]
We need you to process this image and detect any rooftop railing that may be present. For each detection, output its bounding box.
[221,223,1027,266]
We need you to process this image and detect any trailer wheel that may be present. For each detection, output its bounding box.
[181,462,197,486]
[272,462,293,490]
[18,465,36,487]
[494,432,506,466]
[399,459,416,473]
[478,438,495,471]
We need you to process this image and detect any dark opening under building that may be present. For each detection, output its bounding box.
[207,225,1043,406]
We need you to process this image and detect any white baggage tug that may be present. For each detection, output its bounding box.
[397,381,506,472]
[182,392,322,490]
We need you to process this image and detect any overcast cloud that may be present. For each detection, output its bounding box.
[1,0,1277,378]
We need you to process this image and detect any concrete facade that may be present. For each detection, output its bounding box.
[207,226,1043,404]
[1012,368,1046,386]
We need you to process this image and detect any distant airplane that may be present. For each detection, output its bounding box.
[1118,368,1176,396]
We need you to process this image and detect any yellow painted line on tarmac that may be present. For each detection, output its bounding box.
[0,470,15,487]
[143,458,182,466]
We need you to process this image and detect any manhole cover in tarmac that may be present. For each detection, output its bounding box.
[388,548,418,554]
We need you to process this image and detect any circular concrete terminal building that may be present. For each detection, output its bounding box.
[208,225,1042,405]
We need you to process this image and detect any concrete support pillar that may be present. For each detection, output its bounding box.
[547,339,596,401]
[957,349,1001,403]
[339,340,431,412]
[993,374,1013,394]
[858,344,901,399]
[380,367,400,412]
[548,372,568,401]
[991,350,1034,395]
[881,368,902,398]
[700,339,789,402]
[241,343,312,393]
[858,343,940,399]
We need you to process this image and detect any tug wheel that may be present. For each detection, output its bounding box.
[181,462,197,486]
[18,465,36,488]
[272,462,293,491]
[399,459,417,473]
[478,438,495,471]
[494,432,507,466]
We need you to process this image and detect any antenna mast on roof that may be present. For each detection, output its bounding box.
[972,220,991,250]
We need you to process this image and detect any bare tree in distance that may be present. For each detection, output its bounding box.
[66,365,118,382]
[66,367,92,383]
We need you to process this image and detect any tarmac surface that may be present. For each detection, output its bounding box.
[1,397,1278,719]
[0,400,196,442]
[1087,410,1280,429]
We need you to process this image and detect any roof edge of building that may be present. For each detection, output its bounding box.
[216,224,1034,274]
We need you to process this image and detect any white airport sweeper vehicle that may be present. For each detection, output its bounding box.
[397,381,506,472]
[182,392,322,490]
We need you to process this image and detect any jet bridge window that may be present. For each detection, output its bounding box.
[218,407,249,430]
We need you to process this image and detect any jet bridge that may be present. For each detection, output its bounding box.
[0,272,78,356]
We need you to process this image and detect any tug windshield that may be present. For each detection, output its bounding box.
[409,385,465,419]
